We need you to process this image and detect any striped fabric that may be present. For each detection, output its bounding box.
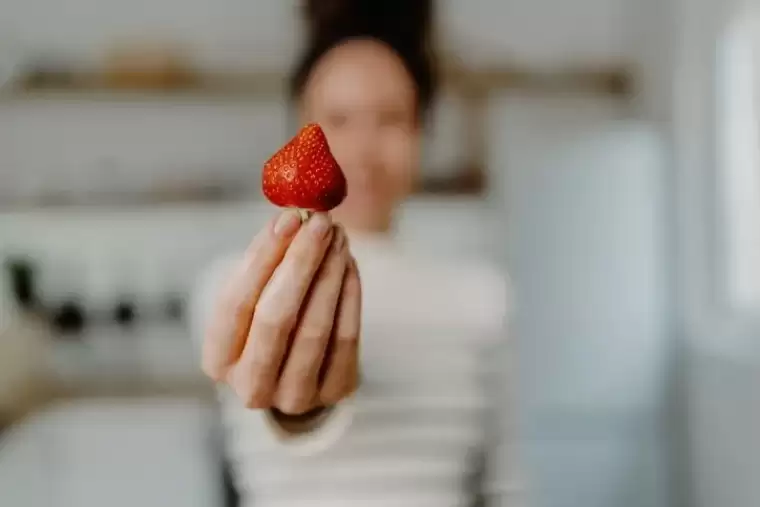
[191,235,525,507]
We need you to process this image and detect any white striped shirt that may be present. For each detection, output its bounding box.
[192,235,525,507]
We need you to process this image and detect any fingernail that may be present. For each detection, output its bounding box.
[308,213,332,239]
[274,211,300,236]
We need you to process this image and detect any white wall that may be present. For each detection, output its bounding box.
[3,0,630,68]
[671,0,760,504]
[438,0,628,68]
[0,0,658,202]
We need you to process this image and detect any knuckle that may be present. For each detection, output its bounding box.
[281,362,314,391]
[276,392,311,416]
[346,280,361,301]
[336,330,359,344]
[288,240,327,275]
[289,241,318,269]
[297,324,331,345]
[231,297,253,326]
[250,316,277,336]
[320,389,343,406]
[320,381,345,405]
[290,362,316,386]
[322,262,347,286]
[325,246,347,269]
[240,382,273,410]
[248,354,280,381]
[254,305,297,334]
[347,258,361,279]
[254,353,276,372]
[340,279,361,305]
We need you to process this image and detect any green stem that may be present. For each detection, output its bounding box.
[296,208,313,222]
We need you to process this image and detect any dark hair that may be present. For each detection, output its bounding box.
[290,0,438,117]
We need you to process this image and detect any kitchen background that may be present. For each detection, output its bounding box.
[0,1,759,507]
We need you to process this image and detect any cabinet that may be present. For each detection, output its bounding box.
[0,399,224,507]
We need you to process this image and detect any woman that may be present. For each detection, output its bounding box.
[192,0,524,505]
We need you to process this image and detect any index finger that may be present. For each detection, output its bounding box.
[231,214,335,402]
[201,210,302,381]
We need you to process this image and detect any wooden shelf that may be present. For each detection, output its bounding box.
[444,63,633,97]
[0,164,485,211]
[1,71,289,103]
[0,62,632,203]
[1,64,633,103]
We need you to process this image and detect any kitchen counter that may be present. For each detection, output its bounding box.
[0,396,225,507]
[0,319,215,435]
[46,321,211,397]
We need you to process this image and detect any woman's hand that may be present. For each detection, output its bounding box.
[201,211,361,415]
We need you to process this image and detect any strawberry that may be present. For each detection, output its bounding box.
[262,123,347,220]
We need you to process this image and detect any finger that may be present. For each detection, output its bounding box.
[275,228,348,414]
[251,213,334,326]
[232,214,334,408]
[202,210,301,381]
[320,256,362,406]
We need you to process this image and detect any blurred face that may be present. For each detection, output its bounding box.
[300,38,421,233]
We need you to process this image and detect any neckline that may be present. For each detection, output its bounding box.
[344,229,399,261]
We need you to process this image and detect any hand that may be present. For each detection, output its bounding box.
[201,211,361,415]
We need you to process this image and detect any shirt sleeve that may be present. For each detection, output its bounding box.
[189,254,354,457]
[478,272,529,506]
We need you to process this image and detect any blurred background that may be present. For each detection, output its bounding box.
[0,1,759,506]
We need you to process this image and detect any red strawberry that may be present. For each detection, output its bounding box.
[262,123,347,220]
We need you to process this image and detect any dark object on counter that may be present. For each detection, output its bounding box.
[165,295,184,321]
[114,300,136,327]
[52,301,86,335]
[5,258,39,311]
[18,58,80,90]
